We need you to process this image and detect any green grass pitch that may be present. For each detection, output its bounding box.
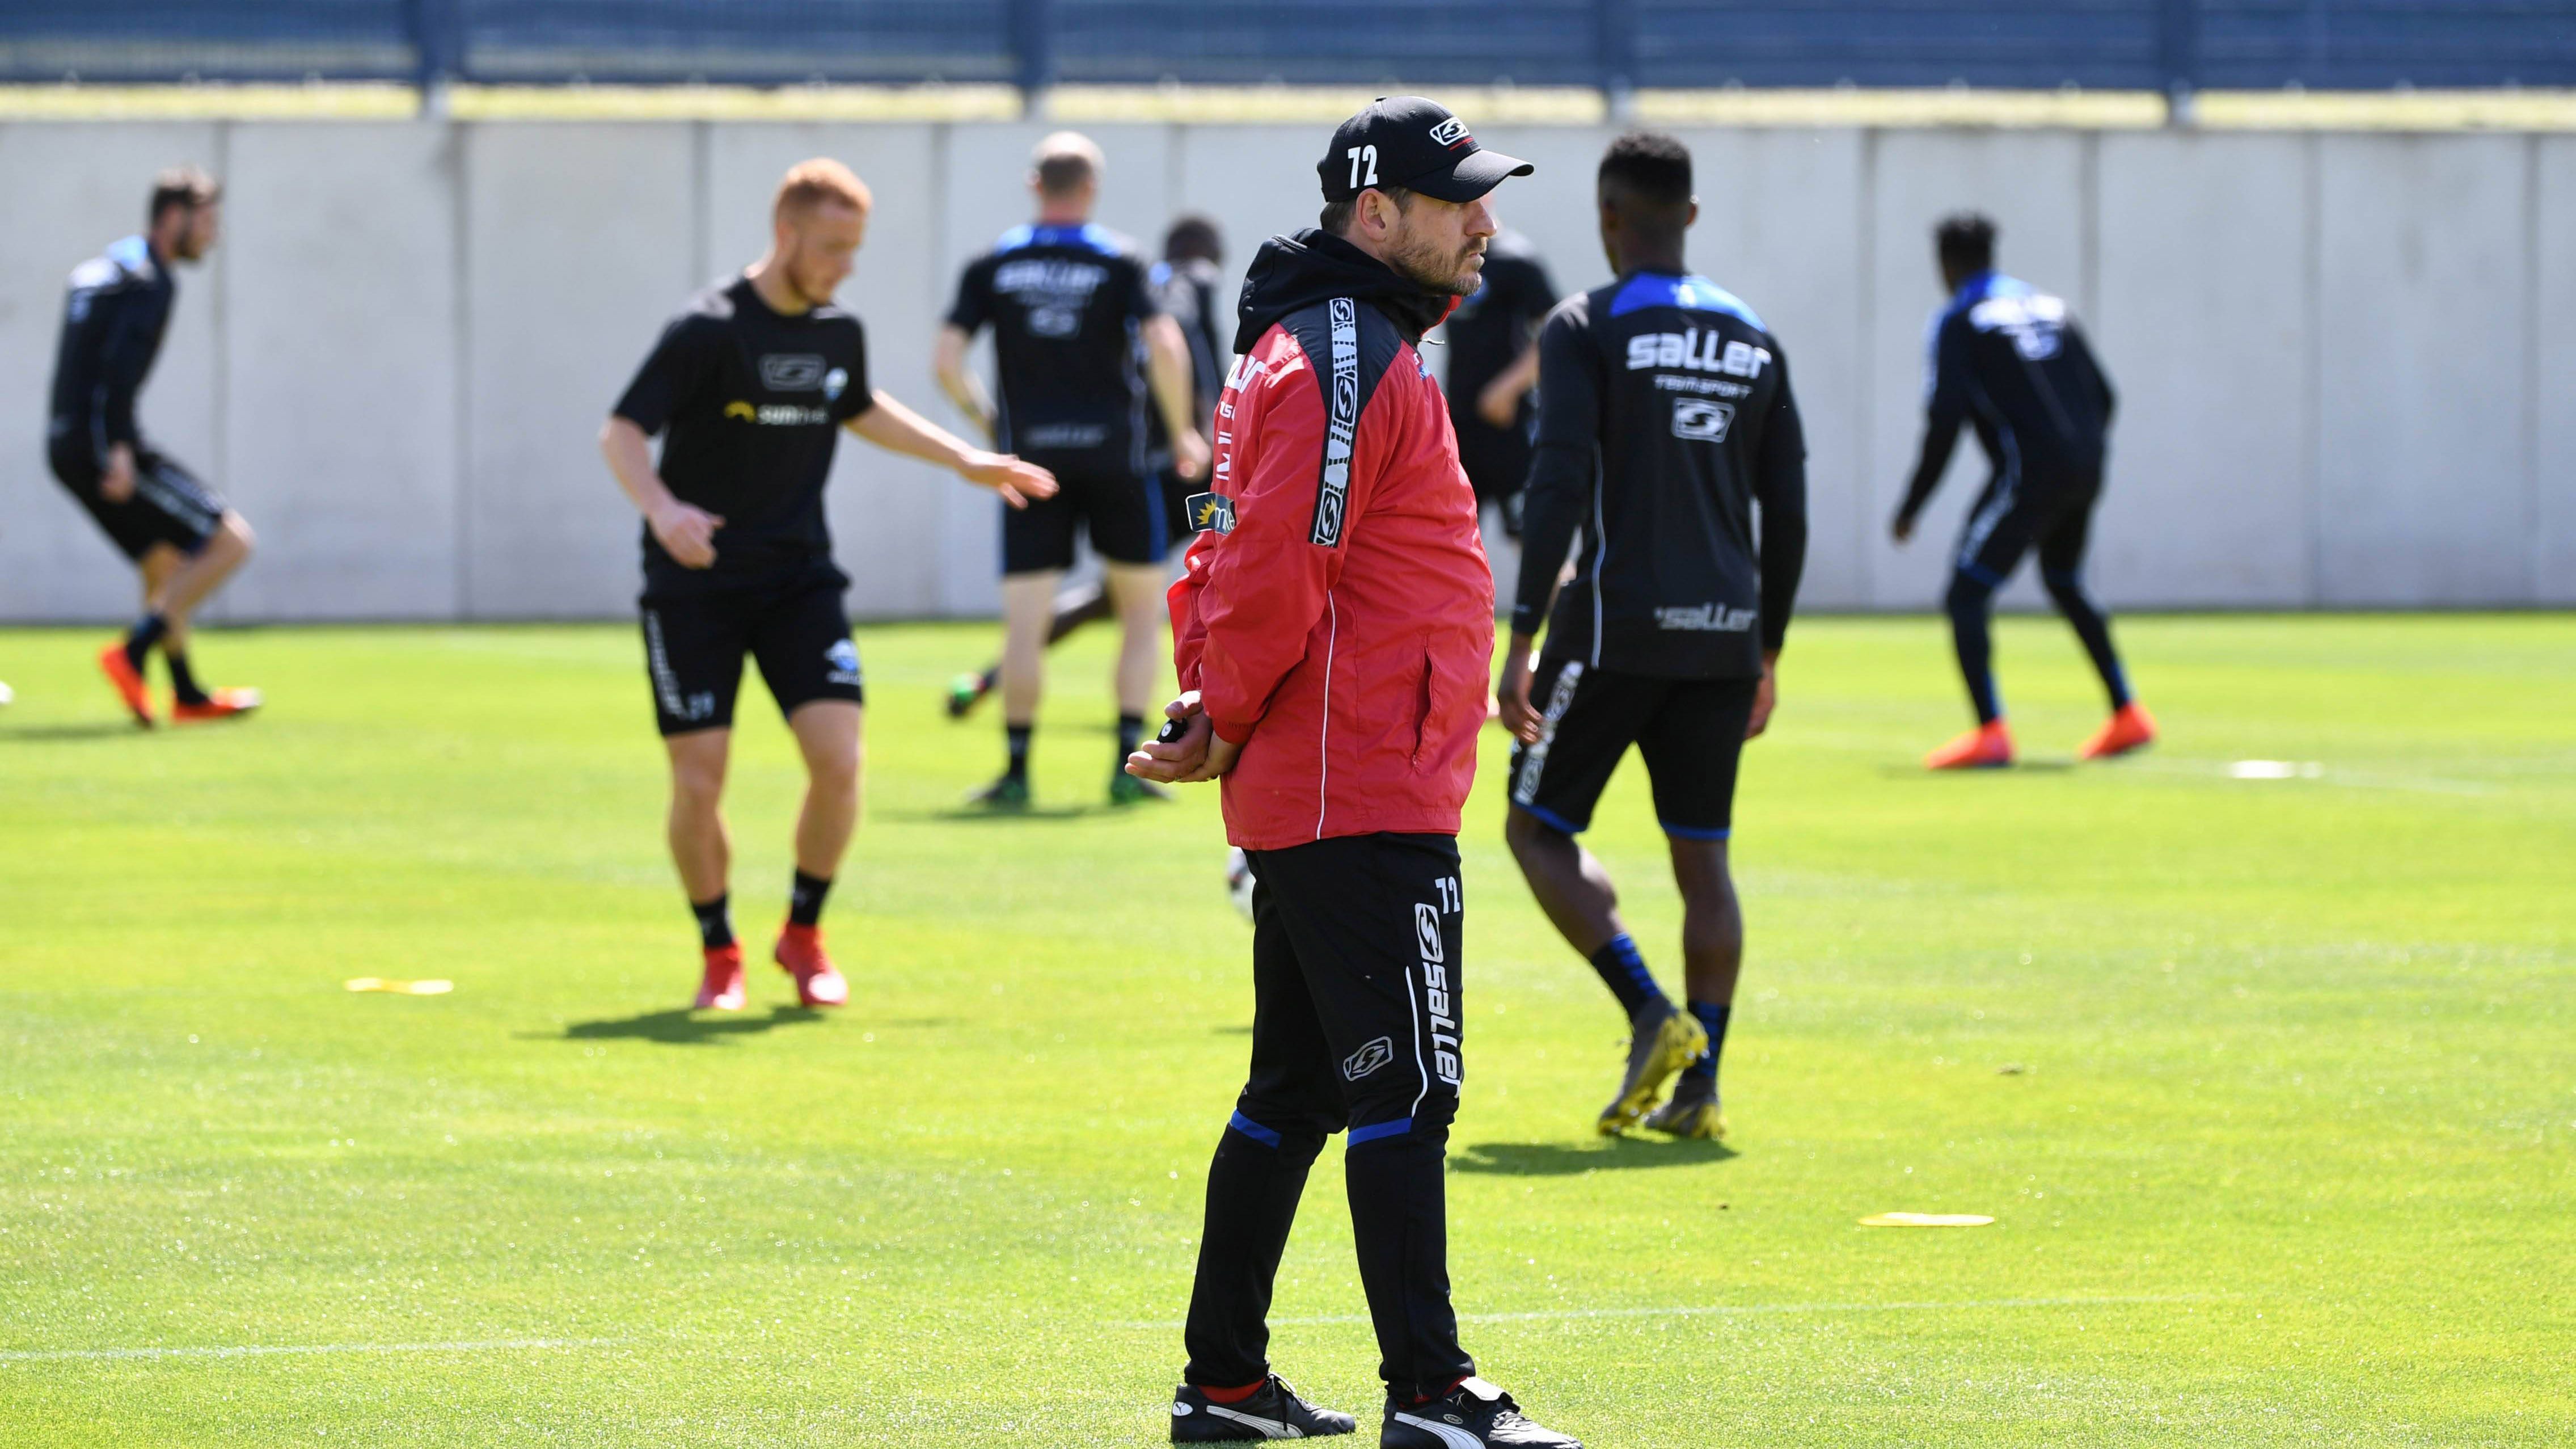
[2,613,2569,1446]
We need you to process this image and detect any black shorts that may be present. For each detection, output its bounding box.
[50,442,227,562]
[638,574,863,737]
[1001,452,1165,574]
[1506,659,1756,840]
[1954,472,2100,589]
[1234,832,1466,1145]
[1450,410,1532,507]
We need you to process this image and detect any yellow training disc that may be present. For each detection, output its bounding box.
[1859,1212,1995,1228]
[343,978,454,996]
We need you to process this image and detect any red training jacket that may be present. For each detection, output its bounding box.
[1169,234,1495,850]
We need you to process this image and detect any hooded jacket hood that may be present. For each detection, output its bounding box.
[1233,228,1460,356]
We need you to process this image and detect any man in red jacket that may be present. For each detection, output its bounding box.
[1128,98,1580,1449]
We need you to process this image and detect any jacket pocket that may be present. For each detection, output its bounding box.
[1406,642,1437,769]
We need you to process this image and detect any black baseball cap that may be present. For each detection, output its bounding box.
[1316,96,1532,204]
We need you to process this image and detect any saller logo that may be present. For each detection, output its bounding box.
[1672,398,1735,441]
[761,353,826,390]
[1342,1036,1394,1081]
[1414,902,1462,1085]
[1428,117,1471,147]
[1310,298,1359,547]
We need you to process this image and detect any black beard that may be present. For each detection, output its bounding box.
[1388,235,1482,297]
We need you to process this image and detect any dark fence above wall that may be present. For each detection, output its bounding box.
[0,0,2569,90]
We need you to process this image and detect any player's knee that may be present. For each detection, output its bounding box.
[1502,805,1558,860]
[219,511,256,557]
[1944,572,1992,621]
[668,753,726,807]
[2040,567,2089,605]
[1229,1101,1336,1156]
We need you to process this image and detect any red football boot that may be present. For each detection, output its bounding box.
[694,943,746,1011]
[98,643,154,727]
[1924,719,2015,770]
[2078,703,2157,760]
[774,924,848,1008]
[172,687,263,724]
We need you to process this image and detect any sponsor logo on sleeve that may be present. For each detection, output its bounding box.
[1185,491,1236,535]
[1309,298,1359,547]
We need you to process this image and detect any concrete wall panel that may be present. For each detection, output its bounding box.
[1680,128,1869,609]
[703,123,959,620]
[0,123,219,622]
[2315,134,2531,605]
[1864,129,2088,610]
[219,123,459,620]
[463,123,696,617]
[2537,136,2576,605]
[2093,130,2312,607]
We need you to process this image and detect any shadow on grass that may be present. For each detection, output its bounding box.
[0,721,150,743]
[554,1005,825,1046]
[892,804,1104,824]
[1453,1136,1738,1175]
[1876,757,2074,778]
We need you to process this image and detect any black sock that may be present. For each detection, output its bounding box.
[164,650,209,707]
[1116,712,1145,763]
[788,870,832,928]
[1587,933,1667,1020]
[1679,1000,1732,1084]
[690,894,735,951]
[124,613,168,670]
[1005,724,1032,781]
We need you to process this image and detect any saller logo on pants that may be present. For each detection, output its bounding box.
[1416,901,1462,1085]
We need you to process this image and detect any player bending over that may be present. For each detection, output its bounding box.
[48,167,259,727]
[935,133,1210,808]
[1500,132,1809,1141]
[944,216,1228,719]
[1892,213,2153,769]
[601,159,1053,1011]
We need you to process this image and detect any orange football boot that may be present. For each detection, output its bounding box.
[774,924,848,1008]
[694,943,747,1011]
[2078,702,2157,760]
[97,643,154,726]
[1925,719,2015,770]
[171,687,263,724]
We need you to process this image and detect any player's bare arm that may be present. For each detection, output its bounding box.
[844,390,1056,507]
[1746,650,1780,739]
[930,324,997,444]
[599,415,721,568]
[1143,313,1210,479]
[1475,342,1540,429]
[1497,631,1542,743]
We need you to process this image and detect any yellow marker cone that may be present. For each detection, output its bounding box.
[1859,1212,1994,1228]
[344,978,454,996]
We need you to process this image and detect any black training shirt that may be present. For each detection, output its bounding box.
[1441,230,1555,430]
[49,235,176,461]
[613,276,874,595]
[1897,270,2116,525]
[1145,254,1224,458]
[1513,272,1809,680]
[946,223,1159,467]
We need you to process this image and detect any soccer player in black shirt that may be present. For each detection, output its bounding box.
[941,215,1228,721]
[1500,132,1809,1140]
[935,133,1211,808]
[1893,213,2155,769]
[602,159,1054,1013]
[48,167,261,727]
[1442,227,1556,541]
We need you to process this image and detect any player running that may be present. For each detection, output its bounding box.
[1500,132,1809,1141]
[1442,226,1556,546]
[943,216,1228,719]
[935,134,1210,808]
[1129,96,1579,1449]
[1892,213,2153,769]
[601,159,1053,1012]
[48,167,260,727]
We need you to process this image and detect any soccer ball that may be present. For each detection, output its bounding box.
[1224,847,1256,923]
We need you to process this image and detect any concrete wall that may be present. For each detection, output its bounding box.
[0,116,2566,621]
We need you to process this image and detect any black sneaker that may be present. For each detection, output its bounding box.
[1172,1375,1358,1441]
[1382,1378,1579,1448]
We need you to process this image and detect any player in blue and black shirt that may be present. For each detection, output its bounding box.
[935,133,1210,808]
[48,167,260,727]
[1892,213,2155,769]
[1500,132,1809,1142]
